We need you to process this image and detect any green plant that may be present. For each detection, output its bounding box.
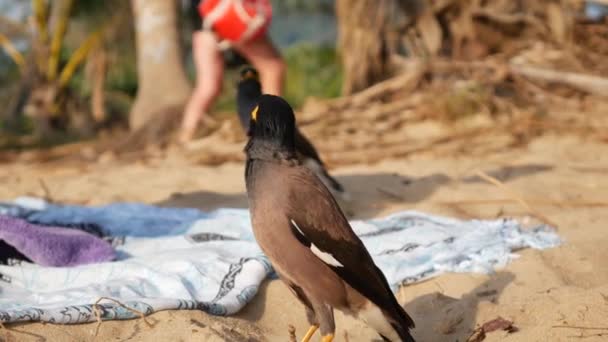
[283,43,342,108]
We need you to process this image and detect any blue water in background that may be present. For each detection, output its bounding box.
[0,0,29,20]
[269,0,336,47]
[270,12,336,48]
[0,0,30,78]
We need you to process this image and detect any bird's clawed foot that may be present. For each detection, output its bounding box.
[301,325,318,342]
[321,334,334,342]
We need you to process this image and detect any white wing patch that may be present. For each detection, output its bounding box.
[290,219,306,236]
[310,244,344,267]
[290,219,344,268]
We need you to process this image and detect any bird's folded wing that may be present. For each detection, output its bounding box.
[294,129,323,162]
[285,177,399,312]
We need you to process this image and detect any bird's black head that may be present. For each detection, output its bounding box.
[248,94,296,152]
[237,66,262,131]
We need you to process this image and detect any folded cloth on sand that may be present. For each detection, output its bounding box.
[4,198,207,237]
[0,216,115,267]
[0,202,561,325]
[0,197,47,219]
[0,198,107,238]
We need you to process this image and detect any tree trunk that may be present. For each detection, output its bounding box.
[130,0,191,131]
[336,0,421,95]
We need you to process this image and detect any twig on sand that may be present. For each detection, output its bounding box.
[552,325,608,330]
[38,178,53,202]
[569,332,607,339]
[473,170,559,228]
[434,281,445,294]
[288,325,296,342]
[442,202,478,220]
[554,325,608,338]
[377,187,406,201]
[92,297,153,338]
[436,198,608,208]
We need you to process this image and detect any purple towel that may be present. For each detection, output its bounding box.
[0,215,115,267]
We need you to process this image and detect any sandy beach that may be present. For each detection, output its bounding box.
[1,130,607,342]
[2,0,607,340]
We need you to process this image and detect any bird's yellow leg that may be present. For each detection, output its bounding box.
[321,334,334,342]
[300,325,318,342]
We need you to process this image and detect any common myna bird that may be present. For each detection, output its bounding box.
[237,66,347,199]
[244,95,416,342]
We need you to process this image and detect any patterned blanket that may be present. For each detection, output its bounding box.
[0,198,560,324]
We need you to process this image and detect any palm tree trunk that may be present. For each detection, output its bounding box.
[130,0,191,131]
[336,0,421,95]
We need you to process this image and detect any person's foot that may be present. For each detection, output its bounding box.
[178,115,219,145]
[200,114,218,128]
[178,127,196,146]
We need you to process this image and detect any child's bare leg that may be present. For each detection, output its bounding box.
[180,31,223,143]
[234,34,286,96]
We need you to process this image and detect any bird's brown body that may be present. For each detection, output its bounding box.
[248,160,366,309]
[245,95,415,341]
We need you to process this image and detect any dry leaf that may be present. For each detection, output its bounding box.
[466,316,517,342]
[481,317,517,333]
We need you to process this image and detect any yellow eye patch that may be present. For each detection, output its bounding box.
[251,105,259,121]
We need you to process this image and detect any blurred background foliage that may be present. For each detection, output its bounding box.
[0,0,341,143]
[3,0,601,150]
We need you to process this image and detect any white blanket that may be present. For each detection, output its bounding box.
[0,200,560,324]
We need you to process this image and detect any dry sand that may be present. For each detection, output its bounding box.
[1,133,608,341]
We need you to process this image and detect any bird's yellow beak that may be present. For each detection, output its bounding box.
[251,105,258,121]
[242,70,258,81]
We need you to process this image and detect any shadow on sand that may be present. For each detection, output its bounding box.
[155,171,450,218]
[156,163,553,220]
[403,272,516,341]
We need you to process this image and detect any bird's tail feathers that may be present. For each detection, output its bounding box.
[358,302,416,342]
[388,321,416,342]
